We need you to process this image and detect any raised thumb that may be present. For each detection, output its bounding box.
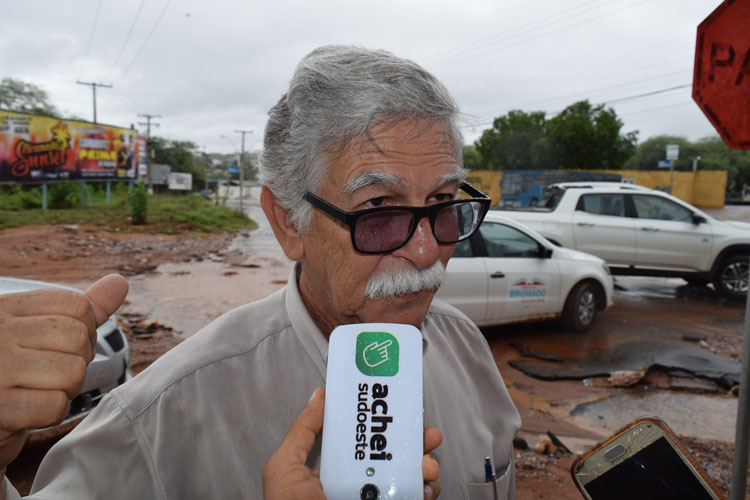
[84,274,129,326]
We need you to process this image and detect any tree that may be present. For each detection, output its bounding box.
[693,137,750,194]
[462,145,483,171]
[475,110,552,170]
[0,78,59,116]
[149,137,205,182]
[622,136,699,171]
[547,100,638,170]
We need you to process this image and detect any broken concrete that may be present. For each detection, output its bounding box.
[509,339,740,389]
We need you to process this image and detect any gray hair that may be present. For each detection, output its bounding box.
[259,45,464,232]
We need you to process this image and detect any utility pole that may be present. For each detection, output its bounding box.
[234,129,252,214]
[76,81,112,123]
[138,114,161,193]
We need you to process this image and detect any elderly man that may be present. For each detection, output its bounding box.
[0,46,520,499]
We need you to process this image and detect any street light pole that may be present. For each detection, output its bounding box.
[235,129,252,215]
[220,134,242,213]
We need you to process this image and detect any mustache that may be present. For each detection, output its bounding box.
[364,260,447,300]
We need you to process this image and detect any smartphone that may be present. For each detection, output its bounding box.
[571,417,724,500]
[320,323,424,500]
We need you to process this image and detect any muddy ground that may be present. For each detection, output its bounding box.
[1,220,745,498]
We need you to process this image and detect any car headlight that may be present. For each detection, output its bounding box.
[602,262,612,275]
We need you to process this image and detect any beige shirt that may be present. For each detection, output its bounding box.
[5,270,520,500]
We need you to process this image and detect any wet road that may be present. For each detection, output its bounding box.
[486,276,745,449]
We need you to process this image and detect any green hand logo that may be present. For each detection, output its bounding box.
[356,331,399,376]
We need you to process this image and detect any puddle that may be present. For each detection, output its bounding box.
[571,389,737,441]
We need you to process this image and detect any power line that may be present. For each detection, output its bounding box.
[105,0,149,80]
[424,0,655,67]
[77,0,104,79]
[112,87,150,113]
[473,83,692,128]
[421,0,608,64]
[119,0,174,76]
[601,84,692,105]
[460,40,691,106]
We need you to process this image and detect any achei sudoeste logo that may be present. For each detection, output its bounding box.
[356,331,399,376]
[353,331,399,462]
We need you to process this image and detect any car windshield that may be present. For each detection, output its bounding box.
[544,188,565,210]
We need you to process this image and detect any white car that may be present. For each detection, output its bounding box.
[493,182,750,300]
[0,277,131,441]
[437,213,614,332]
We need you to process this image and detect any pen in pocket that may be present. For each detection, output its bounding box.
[484,456,499,500]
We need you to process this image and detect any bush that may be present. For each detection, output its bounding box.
[48,183,82,209]
[128,181,148,225]
[18,188,43,209]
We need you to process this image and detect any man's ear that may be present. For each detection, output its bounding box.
[261,186,305,261]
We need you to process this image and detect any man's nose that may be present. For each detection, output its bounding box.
[395,216,440,269]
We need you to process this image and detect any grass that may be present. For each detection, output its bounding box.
[0,189,257,234]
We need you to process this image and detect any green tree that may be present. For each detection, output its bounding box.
[547,100,638,170]
[149,137,205,182]
[694,137,750,194]
[462,145,483,171]
[622,136,699,171]
[475,110,552,170]
[0,78,59,116]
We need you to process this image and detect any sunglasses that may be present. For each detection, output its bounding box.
[303,182,491,254]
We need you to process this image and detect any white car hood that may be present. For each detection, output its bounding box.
[721,219,750,232]
[553,245,605,264]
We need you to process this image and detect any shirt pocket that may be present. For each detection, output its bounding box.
[461,460,512,500]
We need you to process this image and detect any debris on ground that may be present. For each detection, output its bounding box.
[607,368,647,387]
[116,313,184,375]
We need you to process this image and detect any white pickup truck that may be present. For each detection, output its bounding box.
[492,182,750,300]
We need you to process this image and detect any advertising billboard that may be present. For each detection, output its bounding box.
[168,172,192,191]
[0,110,140,184]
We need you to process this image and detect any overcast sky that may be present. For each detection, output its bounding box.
[1,0,722,155]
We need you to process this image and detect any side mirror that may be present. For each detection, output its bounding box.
[539,246,553,258]
[692,213,707,224]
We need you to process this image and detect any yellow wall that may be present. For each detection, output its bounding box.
[466,169,728,208]
[465,171,503,204]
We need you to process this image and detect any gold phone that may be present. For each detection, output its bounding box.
[571,417,724,500]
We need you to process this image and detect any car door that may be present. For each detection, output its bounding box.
[478,222,562,324]
[438,237,491,324]
[571,193,636,265]
[631,194,714,271]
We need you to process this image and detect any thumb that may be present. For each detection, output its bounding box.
[84,274,129,327]
[278,388,325,465]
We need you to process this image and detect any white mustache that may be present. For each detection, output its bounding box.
[364,261,446,300]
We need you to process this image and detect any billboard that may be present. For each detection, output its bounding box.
[168,172,192,191]
[0,110,140,183]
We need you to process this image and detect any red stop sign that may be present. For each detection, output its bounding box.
[692,0,750,149]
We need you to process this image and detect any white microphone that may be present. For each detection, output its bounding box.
[321,323,424,500]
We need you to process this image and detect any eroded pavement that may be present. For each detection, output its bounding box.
[486,276,745,451]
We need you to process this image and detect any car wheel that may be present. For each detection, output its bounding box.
[558,281,598,333]
[712,255,749,301]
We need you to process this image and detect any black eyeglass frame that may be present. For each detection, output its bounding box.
[303,181,492,254]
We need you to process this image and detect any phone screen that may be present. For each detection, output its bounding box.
[583,437,714,500]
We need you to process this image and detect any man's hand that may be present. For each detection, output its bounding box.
[263,388,443,500]
[263,387,327,500]
[0,274,128,472]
